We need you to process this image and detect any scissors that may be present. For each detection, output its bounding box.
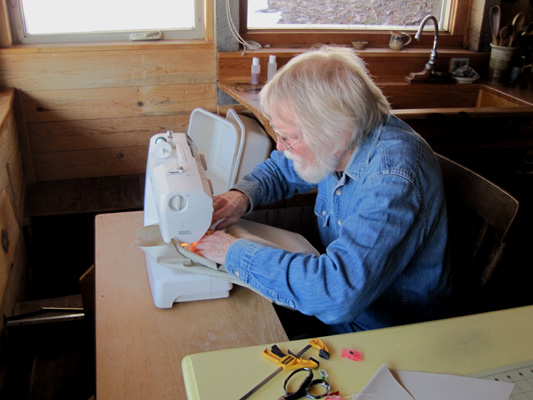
[279,368,330,400]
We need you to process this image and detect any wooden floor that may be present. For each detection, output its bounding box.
[0,208,100,399]
[1,175,145,400]
[1,296,95,400]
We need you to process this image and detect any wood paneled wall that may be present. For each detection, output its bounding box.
[218,48,491,84]
[0,90,23,211]
[0,42,217,181]
[0,88,27,333]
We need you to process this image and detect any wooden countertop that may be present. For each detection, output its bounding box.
[218,80,533,141]
[218,81,274,138]
[95,211,288,399]
[495,82,533,104]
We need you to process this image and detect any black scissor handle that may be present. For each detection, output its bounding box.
[281,368,329,400]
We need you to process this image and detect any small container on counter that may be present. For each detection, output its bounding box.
[267,55,277,81]
[251,57,261,85]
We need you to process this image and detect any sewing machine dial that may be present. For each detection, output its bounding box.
[168,195,188,212]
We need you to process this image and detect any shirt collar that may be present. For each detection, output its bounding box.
[342,116,386,179]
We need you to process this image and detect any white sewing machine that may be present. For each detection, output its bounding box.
[143,108,271,308]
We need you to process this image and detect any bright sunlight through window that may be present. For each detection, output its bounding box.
[246,0,447,31]
[12,0,203,43]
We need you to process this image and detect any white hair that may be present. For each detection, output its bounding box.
[260,45,391,160]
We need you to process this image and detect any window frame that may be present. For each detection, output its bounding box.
[6,0,206,44]
[238,0,470,48]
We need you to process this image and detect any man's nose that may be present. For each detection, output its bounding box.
[275,140,285,152]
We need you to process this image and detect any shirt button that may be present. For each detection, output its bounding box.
[235,269,239,277]
[338,220,342,226]
[336,189,342,196]
[322,210,326,216]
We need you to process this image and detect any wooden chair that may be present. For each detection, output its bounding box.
[435,153,519,315]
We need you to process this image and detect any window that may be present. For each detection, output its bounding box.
[8,0,205,44]
[247,0,447,30]
[239,0,468,47]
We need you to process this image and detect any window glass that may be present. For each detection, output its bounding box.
[247,0,447,31]
[11,0,204,43]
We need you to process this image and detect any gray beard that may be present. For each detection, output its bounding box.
[284,150,338,184]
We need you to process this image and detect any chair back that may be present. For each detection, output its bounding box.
[435,153,519,314]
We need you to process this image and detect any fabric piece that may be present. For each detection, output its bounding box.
[136,219,319,303]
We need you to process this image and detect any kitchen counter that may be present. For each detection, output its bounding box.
[218,80,533,144]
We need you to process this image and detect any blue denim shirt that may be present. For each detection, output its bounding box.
[227,115,452,333]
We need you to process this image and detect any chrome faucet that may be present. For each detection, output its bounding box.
[417,15,439,72]
[405,15,447,83]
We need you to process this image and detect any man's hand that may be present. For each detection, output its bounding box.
[211,190,250,230]
[195,231,237,265]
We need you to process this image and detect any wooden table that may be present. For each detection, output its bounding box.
[183,305,533,399]
[95,211,288,399]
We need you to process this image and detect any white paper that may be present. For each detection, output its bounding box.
[355,364,515,400]
[355,364,414,400]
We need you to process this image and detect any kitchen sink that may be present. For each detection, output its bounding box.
[374,83,532,154]
[379,83,533,119]
[218,81,532,155]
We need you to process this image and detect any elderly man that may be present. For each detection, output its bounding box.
[196,46,452,334]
